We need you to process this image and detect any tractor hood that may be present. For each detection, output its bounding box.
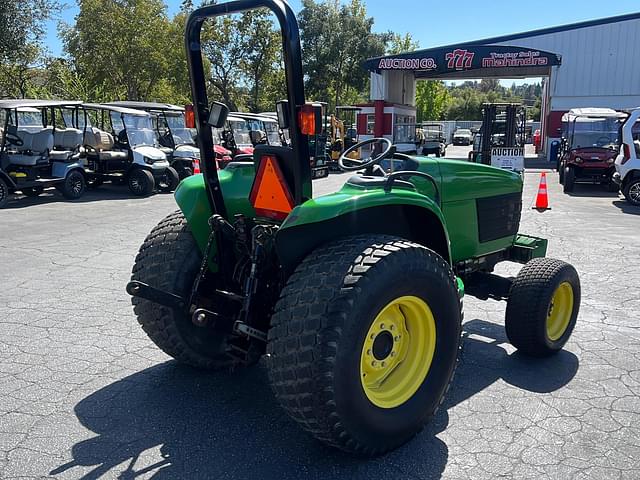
[436,158,523,202]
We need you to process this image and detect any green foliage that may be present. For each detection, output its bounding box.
[386,33,419,55]
[416,81,449,121]
[299,0,389,109]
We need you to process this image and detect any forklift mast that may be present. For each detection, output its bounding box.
[478,103,525,165]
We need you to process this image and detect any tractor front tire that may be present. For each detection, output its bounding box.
[505,258,580,357]
[131,211,237,370]
[267,235,462,456]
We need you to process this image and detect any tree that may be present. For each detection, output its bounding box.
[386,32,419,55]
[62,0,172,101]
[415,80,449,121]
[0,0,61,98]
[299,0,388,109]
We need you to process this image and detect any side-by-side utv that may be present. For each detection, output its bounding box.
[127,0,581,456]
[0,99,86,207]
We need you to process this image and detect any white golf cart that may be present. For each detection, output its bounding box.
[107,101,200,179]
[81,104,178,196]
[232,112,283,147]
[421,123,447,157]
[0,99,86,207]
[614,107,640,205]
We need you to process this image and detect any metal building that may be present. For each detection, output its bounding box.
[362,12,640,159]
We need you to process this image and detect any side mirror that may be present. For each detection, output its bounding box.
[207,102,228,128]
[276,100,289,130]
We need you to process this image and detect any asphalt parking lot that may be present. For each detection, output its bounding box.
[1,166,639,479]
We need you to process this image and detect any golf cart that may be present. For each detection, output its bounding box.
[421,123,447,157]
[233,112,283,147]
[0,99,87,207]
[81,104,178,196]
[212,114,254,166]
[127,0,581,456]
[559,108,624,193]
[107,101,201,179]
[614,107,640,205]
[329,106,360,169]
[392,122,421,154]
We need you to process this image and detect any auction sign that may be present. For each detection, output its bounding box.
[491,147,525,172]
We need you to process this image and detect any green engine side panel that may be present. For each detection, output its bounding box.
[435,159,523,262]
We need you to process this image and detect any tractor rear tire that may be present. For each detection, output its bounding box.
[266,235,462,456]
[131,210,237,370]
[505,258,580,357]
[563,168,575,193]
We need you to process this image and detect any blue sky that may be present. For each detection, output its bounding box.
[45,0,639,86]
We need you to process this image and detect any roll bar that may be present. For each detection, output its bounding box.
[185,0,311,219]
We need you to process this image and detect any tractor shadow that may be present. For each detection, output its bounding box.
[612,200,640,215]
[53,319,578,480]
[3,185,170,209]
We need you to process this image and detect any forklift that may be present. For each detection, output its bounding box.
[470,103,526,167]
[329,105,361,170]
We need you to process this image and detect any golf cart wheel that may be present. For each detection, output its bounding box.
[60,170,86,199]
[0,177,9,208]
[505,258,580,357]
[131,211,237,369]
[128,169,155,196]
[267,235,461,456]
[623,178,640,206]
[179,166,193,180]
[158,166,180,192]
[21,186,44,197]
[563,168,575,193]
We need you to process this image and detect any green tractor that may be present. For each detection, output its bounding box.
[127,0,581,456]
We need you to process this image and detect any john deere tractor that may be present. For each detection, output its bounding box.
[127,0,581,456]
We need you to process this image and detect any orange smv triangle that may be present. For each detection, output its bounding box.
[249,155,295,220]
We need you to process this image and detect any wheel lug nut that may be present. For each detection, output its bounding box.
[380,323,385,329]
[381,361,386,367]
[394,335,400,342]
[366,349,371,356]
[372,361,377,367]
[390,351,396,357]
[390,325,395,331]
[370,334,375,339]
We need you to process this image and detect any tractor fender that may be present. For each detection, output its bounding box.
[276,189,451,272]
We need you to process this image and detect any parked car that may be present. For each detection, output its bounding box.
[453,128,473,146]
[559,108,625,193]
[107,101,201,179]
[614,106,640,205]
[0,99,86,207]
[81,104,178,196]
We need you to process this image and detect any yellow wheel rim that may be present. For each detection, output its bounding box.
[360,296,436,409]
[546,282,574,341]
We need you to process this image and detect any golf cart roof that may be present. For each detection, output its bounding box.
[336,106,361,112]
[226,115,249,123]
[563,108,627,121]
[83,103,152,117]
[232,112,278,123]
[0,99,83,110]
[106,101,184,113]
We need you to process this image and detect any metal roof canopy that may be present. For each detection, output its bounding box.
[83,103,152,116]
[0,99,83,109]
[106,101,184,112]
[364,44,561,80]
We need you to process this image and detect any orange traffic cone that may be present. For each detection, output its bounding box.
[193,159,201,174]
[532,172,551,210]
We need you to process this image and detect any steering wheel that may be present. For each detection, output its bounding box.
[5,132,23,147]
[338,138,393,172]
[595,136,611,146]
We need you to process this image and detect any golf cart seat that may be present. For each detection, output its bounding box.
[8,129,54,166]
[50,129,83,161]
[85,127,128,160]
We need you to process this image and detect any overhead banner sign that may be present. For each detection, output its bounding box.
[365,45,561,74]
